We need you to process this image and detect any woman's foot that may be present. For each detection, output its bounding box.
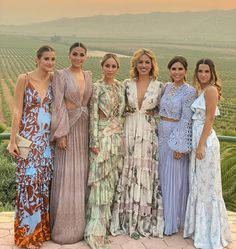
[27,246,39,249]
[27,242,42,249]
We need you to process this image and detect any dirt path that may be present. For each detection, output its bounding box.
[1,79,14,114]
[0,79,6,124]
[88,50,129,57]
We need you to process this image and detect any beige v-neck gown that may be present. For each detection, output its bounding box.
[50,69,93,244]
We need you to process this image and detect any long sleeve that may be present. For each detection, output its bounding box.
[89,82,99,148]
[50,70,70,141]
[167,87,196,153]
[155,81,164,115]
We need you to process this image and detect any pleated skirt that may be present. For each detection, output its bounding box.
[50,115,89,244]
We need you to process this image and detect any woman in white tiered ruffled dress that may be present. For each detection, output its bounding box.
[184,58,232,249]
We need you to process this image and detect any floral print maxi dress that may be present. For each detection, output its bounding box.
[84,79,125,249]
[110,79,164,238]
[184,92,232,249]
[15,76,53,248]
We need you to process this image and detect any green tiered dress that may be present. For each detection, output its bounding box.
[84,79,125,249]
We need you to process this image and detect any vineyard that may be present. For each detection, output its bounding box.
[0,34,236,212]
[0,34,236,135]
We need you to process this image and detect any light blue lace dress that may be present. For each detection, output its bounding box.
[184,92,231,249]
[158,82,196,235]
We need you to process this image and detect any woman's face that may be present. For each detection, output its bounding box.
[136,54,152,77]
[102,57,119,81]
[69,47,86,68]
[169,62,186,84]
[197,64,211,85]
[36,51,56,72]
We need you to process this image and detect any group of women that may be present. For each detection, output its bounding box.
[7,42,232,249]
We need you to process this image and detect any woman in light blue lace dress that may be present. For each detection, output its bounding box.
[158,56,196,235]
[184,59,231,249]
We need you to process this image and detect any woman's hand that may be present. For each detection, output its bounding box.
[57,136,67,150]
[174,151,183,160]
[196,144,205,160]
[91,147,100,155]
[7,142,19,157]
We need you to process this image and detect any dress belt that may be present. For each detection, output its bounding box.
[160,116,179,122]
[68,106,88,128]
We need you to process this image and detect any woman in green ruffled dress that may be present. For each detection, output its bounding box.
[84,53,125,249]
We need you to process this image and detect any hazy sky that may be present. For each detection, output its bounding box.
[0,0,236,25]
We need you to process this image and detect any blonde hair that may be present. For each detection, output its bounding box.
[193,58,222,100]
[100,53,120,68]
[130,48,158,80]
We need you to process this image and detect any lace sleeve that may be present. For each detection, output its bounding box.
[89,82,99,148]
[167,87,196,153]
[50,70,70,141]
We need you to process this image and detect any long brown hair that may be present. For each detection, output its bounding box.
[69,42,87,54]
[193,58,222,99]
[36,45,55,59]
[168,56,188,82]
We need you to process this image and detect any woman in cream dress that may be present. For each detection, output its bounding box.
[110,48,164,239]
[184,58,231,249]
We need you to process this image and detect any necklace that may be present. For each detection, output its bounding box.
[28,72,50,83]
[169,83,183,96]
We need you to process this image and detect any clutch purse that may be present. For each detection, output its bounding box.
[16,134,32,159]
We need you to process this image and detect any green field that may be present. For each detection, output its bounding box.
[0,34,236,212]
[0,34,236,134]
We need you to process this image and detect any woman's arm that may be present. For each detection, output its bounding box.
[168,86,196,158]
[89,83,100,154]
[7,74,26,156]
[50,71,69,150]
[196,86,218,160]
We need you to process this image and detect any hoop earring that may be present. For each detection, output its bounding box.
[210,81,215,85]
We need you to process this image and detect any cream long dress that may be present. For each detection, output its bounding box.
[110,79,164,238]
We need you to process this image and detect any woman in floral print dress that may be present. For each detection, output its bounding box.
[184,58,231,249]
[110,48,164,239]
[7,46,55,249]
[84,53,125,249]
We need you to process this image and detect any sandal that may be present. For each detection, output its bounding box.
[131,232,140,240]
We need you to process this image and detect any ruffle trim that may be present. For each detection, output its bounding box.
[184,195,232,249]
[88,166,118,205]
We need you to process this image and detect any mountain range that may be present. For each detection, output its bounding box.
[0,9,235,43]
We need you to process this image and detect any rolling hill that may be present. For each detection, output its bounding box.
[0,9,235,43]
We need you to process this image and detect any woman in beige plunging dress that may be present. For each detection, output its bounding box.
[50,42,93,244]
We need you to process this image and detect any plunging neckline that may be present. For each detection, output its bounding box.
[27,81,50,104]
[66,69,87,105]
[135,80,152,111]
